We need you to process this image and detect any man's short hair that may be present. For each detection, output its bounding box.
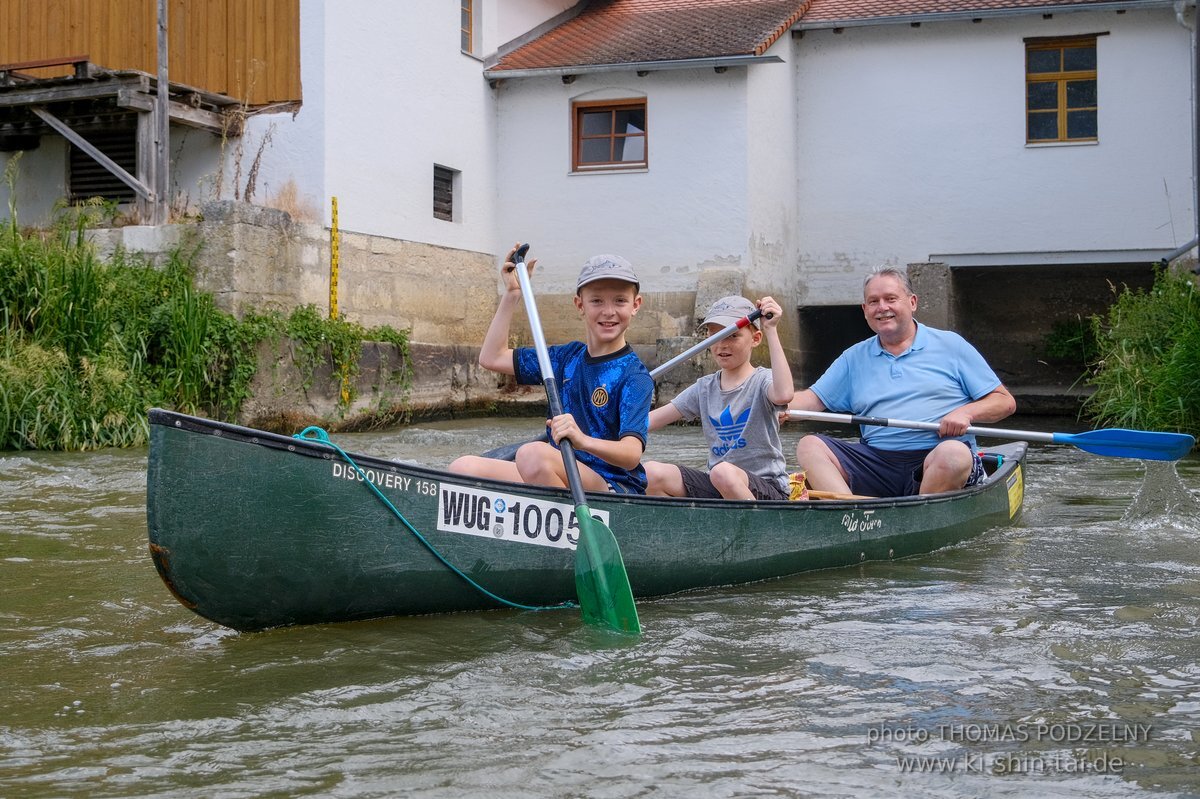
[862,265,913,297]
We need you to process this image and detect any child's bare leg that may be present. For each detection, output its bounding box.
[447,455,523,483]
[515,441,610,491]
[709,461,755,500]
[643,460,686,496]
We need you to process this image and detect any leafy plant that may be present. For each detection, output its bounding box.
[0,194,411,451]
[1084,266,1199,440]
[1041,316,1098,366]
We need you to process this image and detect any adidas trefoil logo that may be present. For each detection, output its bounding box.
[709,405,750,457]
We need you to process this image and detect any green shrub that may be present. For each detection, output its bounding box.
[0,200,411,451]
[1041,316,1099,366]
[1085,266,1200,440]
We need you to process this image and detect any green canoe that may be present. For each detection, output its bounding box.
[146,409,1027,631]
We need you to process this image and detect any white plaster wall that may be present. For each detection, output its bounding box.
[745,36,800,297]
[485,0,577,52]
[494,69,750,294]
[316,0,496,251]
[220,0,498,253]
[0,139,68,226]
[170,127,228,213]
[794,7,1194,305]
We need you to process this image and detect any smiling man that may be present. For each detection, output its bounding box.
[787,266,1016,497]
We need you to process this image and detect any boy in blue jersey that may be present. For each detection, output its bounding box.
[448,245,654,493]
[643,295,794,500]
[788,266,1016,497]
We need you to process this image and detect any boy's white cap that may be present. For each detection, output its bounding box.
[702,295,759,329]
[577,254,639,291]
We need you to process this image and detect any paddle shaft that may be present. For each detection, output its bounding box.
[648,308,765,379]
[787,410,1194,460]
[512,254,589,506]
[788,410,1056,443]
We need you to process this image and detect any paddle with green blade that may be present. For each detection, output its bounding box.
[509,244,641,634]
[787,410,1196,461]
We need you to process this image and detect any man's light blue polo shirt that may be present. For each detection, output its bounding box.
[810,323,1001,451]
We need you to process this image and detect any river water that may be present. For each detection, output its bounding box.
[2,416,1199,798]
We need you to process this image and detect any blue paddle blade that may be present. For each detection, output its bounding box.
[574,507,640,634]
[1054,429,1196,461]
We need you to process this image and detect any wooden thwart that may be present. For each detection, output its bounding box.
[808,489,876,501]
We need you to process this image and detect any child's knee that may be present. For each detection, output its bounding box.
[709,461,743,489]
[448,455,477,474]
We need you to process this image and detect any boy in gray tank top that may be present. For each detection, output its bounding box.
[644,295,795,500]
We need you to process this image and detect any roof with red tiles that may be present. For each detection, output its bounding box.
[488,0,811,74]
[486,0,1162,76]
[801,0,1154,25]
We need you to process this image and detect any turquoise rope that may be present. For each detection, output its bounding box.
[293,426,575,612]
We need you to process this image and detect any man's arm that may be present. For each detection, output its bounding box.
[938,385,1017,437]
[787,388,826,414]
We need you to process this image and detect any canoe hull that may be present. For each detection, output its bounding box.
[146,409,1026,631]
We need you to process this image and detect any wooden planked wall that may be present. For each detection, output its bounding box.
[0,0,300,105]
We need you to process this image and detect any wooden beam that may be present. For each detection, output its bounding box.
[0,54,90,72]
[136,103,156,223]
[154,0,169,225]
[117,88,233,135]
[0,76,150,107]
[30,106,152,201]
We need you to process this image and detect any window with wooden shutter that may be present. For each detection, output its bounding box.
[68,128,137,203]
[434,164,457,222]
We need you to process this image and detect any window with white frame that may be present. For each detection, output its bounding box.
[572,99,648,171]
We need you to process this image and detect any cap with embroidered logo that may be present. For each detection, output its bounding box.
[702,295,760,329]
[576,254,640,292]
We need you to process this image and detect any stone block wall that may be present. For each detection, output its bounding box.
[87,201,770,424]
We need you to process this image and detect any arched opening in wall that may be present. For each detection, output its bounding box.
[795,305,871,386]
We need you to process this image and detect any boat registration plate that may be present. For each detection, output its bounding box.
[436,483,609,550]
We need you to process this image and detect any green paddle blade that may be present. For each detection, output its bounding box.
[1053,429,1196,461]
[574,506,640,634]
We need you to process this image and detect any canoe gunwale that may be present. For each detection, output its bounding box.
[148,408,1024,513]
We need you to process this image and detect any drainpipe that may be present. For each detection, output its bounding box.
[1177,1,1200,272]
[1159,236,1199,266]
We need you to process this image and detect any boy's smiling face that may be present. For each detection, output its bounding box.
[574,279,641,353]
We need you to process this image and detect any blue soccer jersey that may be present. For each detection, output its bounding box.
[513,342,653,493]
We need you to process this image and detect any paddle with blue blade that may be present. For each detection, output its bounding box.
[509,244,641,634]
[787,410,1196,461]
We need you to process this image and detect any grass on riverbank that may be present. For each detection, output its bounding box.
[0,204,410,452]
[1085,265,1199,440]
